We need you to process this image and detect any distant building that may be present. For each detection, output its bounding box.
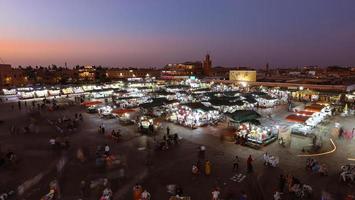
[203,54,212,76]
[0,64,28,88]
[106,68,160,79]
[78,65,96,81]
[229,70,257,82]
[161,61,203,79]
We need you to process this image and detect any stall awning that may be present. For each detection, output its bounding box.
[209,99,244,106]
[226,110,261,123]
[295,111,314,116]
[149,90,175,96]
[304,104,324,112]
[243,94,257,103]
[140,98,177,109]
[112,109,136,115]
[285,114,309,123]
[182,102,215,112]
[81,101,103,107]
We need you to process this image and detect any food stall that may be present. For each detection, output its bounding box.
[97,105,114,118]
[81,100,103,113]
[19,91,35,99]
[48,89,61,96]
[2,88,17,95]
[168,102,220,128]
[227,110,278,147]
[35,89,49,98]
[62,87,74,95]
[112,108,136,124]
[138,115,161,133]
[91,90,113,99]
[287,104,332,136]
[73,87,84,94]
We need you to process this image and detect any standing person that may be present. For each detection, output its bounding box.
[212,187,220,200]
[102,124,106,135]
[192,164,199,177]
[104,144,110,156]
[247,155,253,173]
[141,189,151,200]
[198,145,206,160]
[149,124,154,134]
[166,126,170,136]
[133,184,143,200]
[49,179,61,199]
[286,174,293,192]
[263,152,269,166]
[240,190,247,200]
[278,174,286,192]
[233,156,240,171]
[17,101,21,110]
[176,185,183,197]
[205,160,211,176]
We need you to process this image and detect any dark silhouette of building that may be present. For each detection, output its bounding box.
[203,54,212,76]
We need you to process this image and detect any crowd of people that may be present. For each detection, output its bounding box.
[306,158,328,176]
[133,184,151,200]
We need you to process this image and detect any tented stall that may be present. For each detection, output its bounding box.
[62,87,74,95]
[48,89,61,96]
[35,90,49,98]
[227,110,277,147]
[112,109,136,124]
[226,110,261,124]
[168,102,220,128]
[81,100,103,113]
[91,90,113,99]
[73,87,84,94]
[138,115,161,133]
[2,89,17,95]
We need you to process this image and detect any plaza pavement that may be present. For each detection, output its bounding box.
[0,101,354,200]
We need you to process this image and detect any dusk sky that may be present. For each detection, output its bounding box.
[1,0,355,68]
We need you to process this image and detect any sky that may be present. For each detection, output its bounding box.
[1,0,355,68]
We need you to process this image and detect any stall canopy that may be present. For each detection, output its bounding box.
[182,102,215,112]
[140,98,177,109]
[243,94,257,103]
[304,104,324,112]
[295,111,314,116]
[81,100,103,107]
[112,109,136,115]
[149,90,175,96]
[223,91,240,97]
[285,114,310,123]
[209,98,244,106]
[226,110,261,123]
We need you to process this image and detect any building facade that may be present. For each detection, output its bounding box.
[0,64,28,88]
[229,70,257,82]
[106,68,160,79]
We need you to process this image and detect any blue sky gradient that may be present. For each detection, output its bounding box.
[1,0,355,68]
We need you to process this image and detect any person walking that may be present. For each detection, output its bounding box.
[104,144,110,156]
[198,145,206,160]
[192,164,199,176]
[278,174,286,192]
[233,156,240,171]
[212,187,220,200]
[247,155,253,173]
[240,190,248,200]
[166,126,170,136]
[141,189,151,200]
[205,160,211,176]
[133,184,142,200]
